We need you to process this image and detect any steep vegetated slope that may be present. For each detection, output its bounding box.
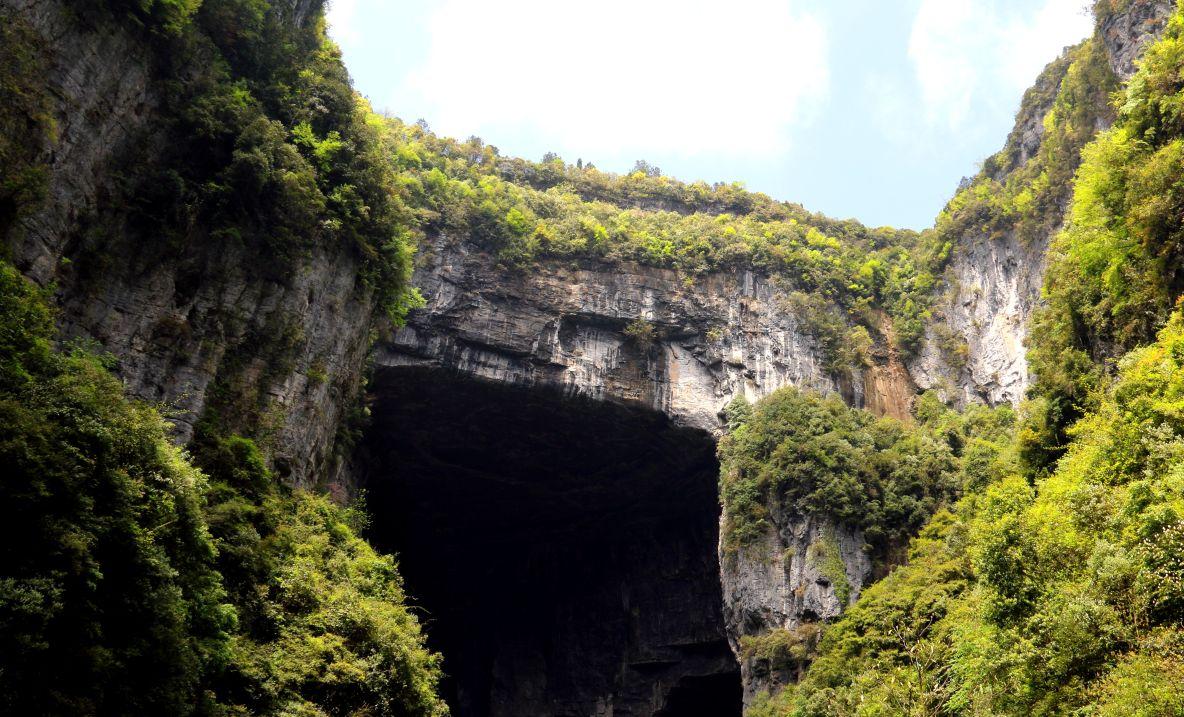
[2,0,424,486]
[743,2,1184,714]
[0,0,446,714]
[1028,0,1184,472]
[716,389,1015,703]
[717,2,1175,710]
[375,121,958,446]
[757,316,1184,717]
[0,264,445,714]
[910,0,1172,407]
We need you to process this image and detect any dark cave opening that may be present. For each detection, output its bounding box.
[357,367,742,717]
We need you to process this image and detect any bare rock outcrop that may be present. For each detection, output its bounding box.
[380,234,923,434]
[721,516,871,706]
[1101,0,1173,80]
[911,228,1047,406]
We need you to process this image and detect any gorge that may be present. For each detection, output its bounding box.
[2,0,1184,715]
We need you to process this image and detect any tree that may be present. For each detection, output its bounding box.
[632,159,662,177]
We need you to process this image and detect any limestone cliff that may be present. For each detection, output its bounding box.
[382,234,919,434]
[910,0,1173,407]
[1101,0,1175,78]
[721,517,871,706]
[2,0,382,485]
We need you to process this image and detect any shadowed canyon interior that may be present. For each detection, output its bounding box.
[359,367,741,717]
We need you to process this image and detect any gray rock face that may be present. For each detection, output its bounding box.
[3,0,378,486]
[380,234,921,434]
[52,243,377,484]
[1101,0,1173,80]
[720,516,871,706]
[3,0,160,286]
[910,227,1048,406]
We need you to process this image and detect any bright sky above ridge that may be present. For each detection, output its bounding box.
[326,0,1094,230]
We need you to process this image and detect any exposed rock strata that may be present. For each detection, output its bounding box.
[1101,0,1174,80]
[380,234,919,434]
[910,230,1048,406]
[4,0,161,285]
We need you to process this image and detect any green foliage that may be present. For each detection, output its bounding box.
[775,311,1184,716]
[623,317,657,347]
[0,261,234,715]
[923,30,1119,426]
[15,0,428,462]
[934,35,1116,252]
[717,387,963,556]
[750,12,1184,712]
[132,0,204,34]
[196,436,447,716]
[725,394,754,431]
[779,511,974,716]
[65,0,422,324]
[383,121,946,366]
[0,260,445,715]
[83,0,204,35]
[741,623,824,708]
[1027,7,1184,473]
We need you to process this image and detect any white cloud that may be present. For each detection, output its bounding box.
[325,0,359,45]
[908,0,1093,130]
[403,0,828,158]
[1000,0,1095,90]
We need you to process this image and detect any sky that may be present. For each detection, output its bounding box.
[326,0,1095,230]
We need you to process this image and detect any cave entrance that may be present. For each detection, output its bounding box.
[358,367,741,717]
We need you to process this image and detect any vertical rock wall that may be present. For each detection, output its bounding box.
[2,0,376,485]
[721,516,871,706]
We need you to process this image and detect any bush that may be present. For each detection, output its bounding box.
[0,262,234,715]
[718,388,963,556]
[0,257,446,715]
[196,433,447,716]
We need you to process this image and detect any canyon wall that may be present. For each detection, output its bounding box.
[2,0,378,485]
[380,234,917,433]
